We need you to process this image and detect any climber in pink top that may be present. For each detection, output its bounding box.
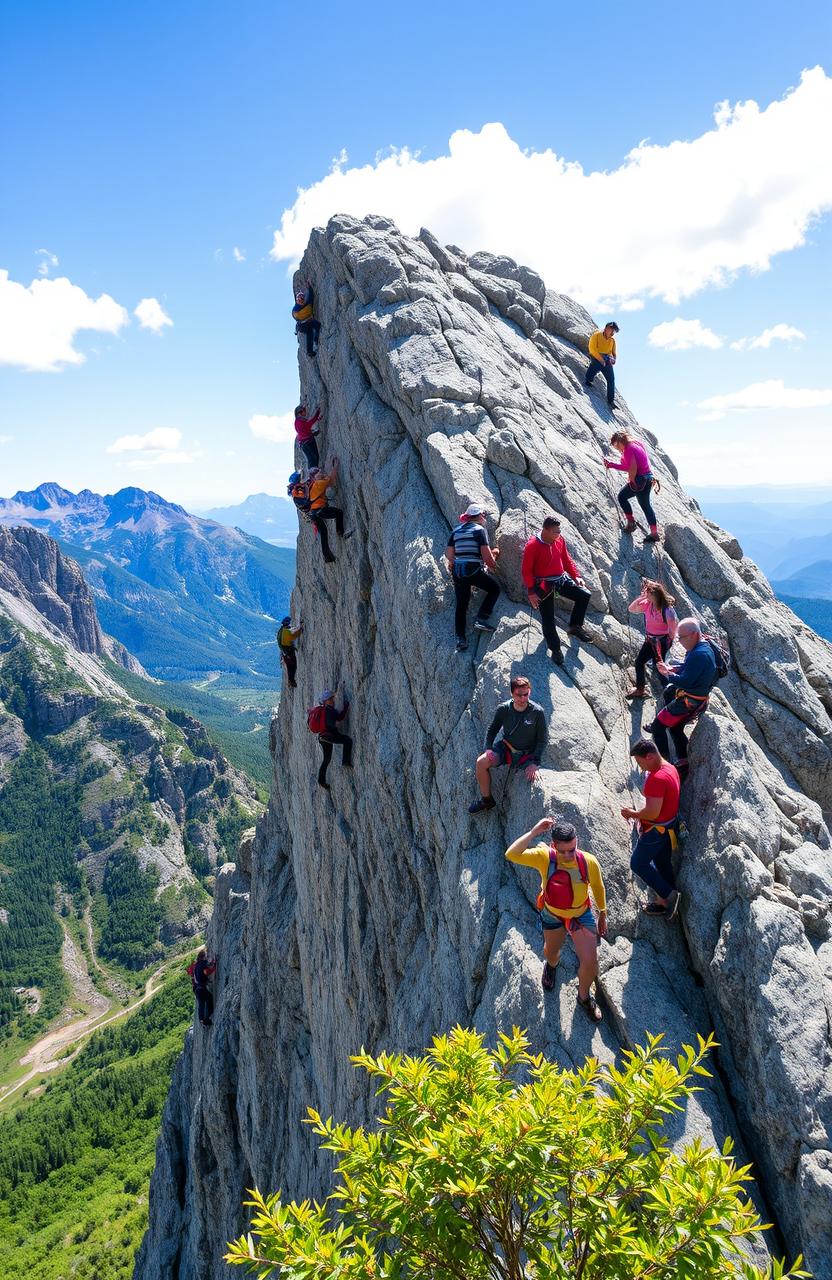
[603,430,660,542]
[626,580,678,700]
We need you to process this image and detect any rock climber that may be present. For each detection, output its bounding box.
[626,579,678,699]
[469,676,547,814]
[292,280,321,357]
[276,616,303,689]
[505,817,607,1019]
[650,617,718,779]
[604,429,660,542]
[187,948,217,1028]
[621,738,681,920]
[444,503,501,652]
[311,689,353,790]
[521,515,592,662]
[309,458,353,564]
[294,403,321,470]
[584,321,619,409]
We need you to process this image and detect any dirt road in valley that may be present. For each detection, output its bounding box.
[0,922,170,1105]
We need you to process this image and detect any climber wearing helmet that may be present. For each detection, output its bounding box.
[311,689,353,790]
[292,279,321,357]
[604,430,661,542]
[626,579,678,698]
[294,403,321,470]
[444,504,501,653]
[506,817,607,1020]
[651,618,718,779]
[309,458,353,564]
[469,676,547,814]
[622,738,681,920]
[276,617,303,689]
[521,515,592,663]
[187,948,217,1028]
[584,321,619,409]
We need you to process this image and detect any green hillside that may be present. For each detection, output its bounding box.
[0,971,192,1280]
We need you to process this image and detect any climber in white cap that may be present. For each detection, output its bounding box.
[307,689,352,790]
[444,504,501,653]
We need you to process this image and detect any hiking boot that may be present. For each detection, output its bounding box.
[550,649,565,666]
[644,532,661,543]
[455,637,469,652]
[568,625,589,640]
[473,617,497,633]
[625,688,647,700]
[541,961,556,991]
[469,795,496,814]
[664,890,681,922]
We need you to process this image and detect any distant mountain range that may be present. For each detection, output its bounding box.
[0,484,296,681]
[199,492,298,546]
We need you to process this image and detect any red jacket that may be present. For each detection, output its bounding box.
[521,535,579,590]
[294,409,321,442]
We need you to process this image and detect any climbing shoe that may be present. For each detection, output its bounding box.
[643,532,661,543]
[625,688,647,700]
[550,649,565,666]
[469,796,496,814]
[318,780,330,791]
[568,625,589,640]
[541,962,556,992]
[323,554,336,564]
[623,521,637,535]
[473,617,497,633]
[455,637,469,652]
[339,529,354,541]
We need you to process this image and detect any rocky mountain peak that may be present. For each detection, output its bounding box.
[136,216,832,1280]
[104,487,189,526]
[0,524,103,654]
[10,481,78,511]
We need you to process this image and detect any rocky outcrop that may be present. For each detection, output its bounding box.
[0,525,104,654]
[136,217,832,1280]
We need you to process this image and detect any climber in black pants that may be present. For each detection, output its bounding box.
[316,690,353,789]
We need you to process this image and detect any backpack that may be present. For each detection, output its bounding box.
[290,479,312,513]
[307,704,328,735]
[538,850,589,913]
[704,635,730,681]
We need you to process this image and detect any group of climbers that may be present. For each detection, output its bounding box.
[246,283,728,1033]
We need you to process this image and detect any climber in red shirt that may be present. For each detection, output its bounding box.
[621,738,681,920]
[521,515,592,664]
[294,403,321,470]
[187,948,217,1027]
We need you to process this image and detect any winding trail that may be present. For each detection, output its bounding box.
[0,923,171,1106]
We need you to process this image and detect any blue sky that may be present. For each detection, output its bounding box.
[1,0,830,508]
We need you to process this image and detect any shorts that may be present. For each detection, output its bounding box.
[539,905,596,934]
[487,742,534,769]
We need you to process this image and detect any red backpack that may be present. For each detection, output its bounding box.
[307,704,327,734]
[538,850,589,913]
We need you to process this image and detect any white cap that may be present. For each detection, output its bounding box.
[462,503,487,518]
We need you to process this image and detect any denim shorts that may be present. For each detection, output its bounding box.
[487,741,533,770]
[539,905,596,933]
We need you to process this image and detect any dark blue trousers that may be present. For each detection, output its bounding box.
[585,357,615,406]
[631,826,675,899]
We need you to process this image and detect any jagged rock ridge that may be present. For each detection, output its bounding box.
[136,216,832,1280]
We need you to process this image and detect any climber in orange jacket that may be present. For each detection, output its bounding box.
[521,516,592,662]
[308,458,353,564]
[584,321,619,409]
[292,280,321,357]
[506,817,607,1020]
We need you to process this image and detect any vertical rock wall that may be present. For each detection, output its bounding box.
[136,217,832,1280]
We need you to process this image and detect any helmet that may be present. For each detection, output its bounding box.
[282,616,291,626]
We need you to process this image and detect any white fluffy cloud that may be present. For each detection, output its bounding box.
[36,249,59,277]
[232,247,246,263]
[107,427,183,454]
[730,323,806,351]
[271,68,832,309]
[0,270,129,372]
[698,379,832,420]
[134,297,173,333]
[248,412,294,444]
[648,318,723,350]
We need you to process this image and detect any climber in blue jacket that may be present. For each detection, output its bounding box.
[650,618,718,776]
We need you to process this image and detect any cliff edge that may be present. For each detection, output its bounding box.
[136,216,832,1280]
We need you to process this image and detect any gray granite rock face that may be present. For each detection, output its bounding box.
[136,217,832,1280]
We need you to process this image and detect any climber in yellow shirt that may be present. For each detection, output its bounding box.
[585,321,620,410]
[506,816,607,1022]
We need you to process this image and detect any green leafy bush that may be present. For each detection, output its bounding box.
[227,1027,806,1280]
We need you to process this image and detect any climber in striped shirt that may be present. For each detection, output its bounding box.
[445,504,501,653]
